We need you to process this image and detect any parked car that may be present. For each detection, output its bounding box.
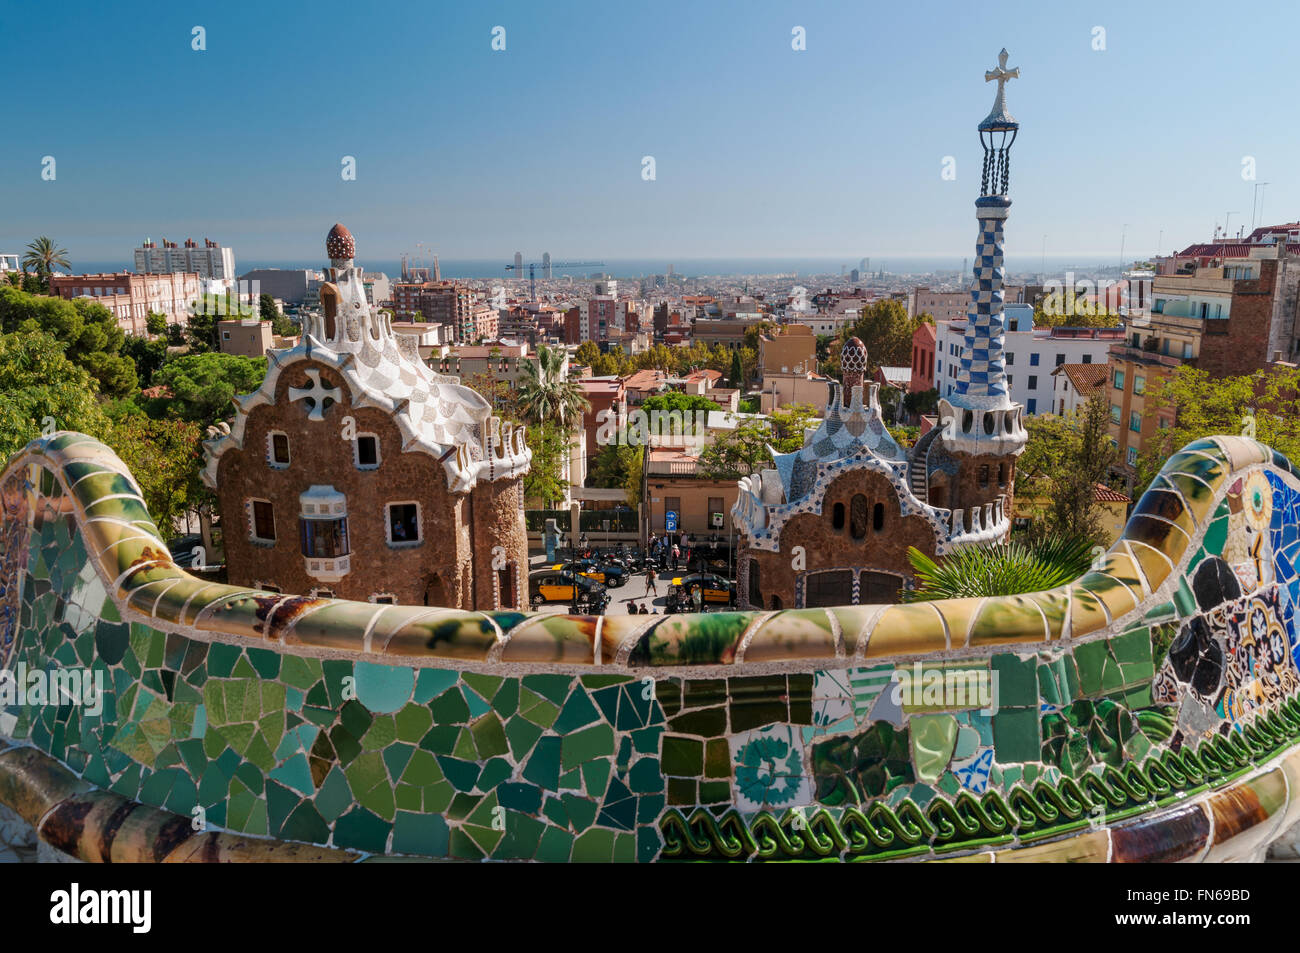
[529,569,610,610]
[666,572,736,609]
[554,560,627,589]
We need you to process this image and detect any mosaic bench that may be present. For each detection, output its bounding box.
[2,431,1300,862]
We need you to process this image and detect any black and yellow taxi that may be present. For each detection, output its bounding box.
[529,568,609,607]
[667,572,736,607]
[551,560,626,589]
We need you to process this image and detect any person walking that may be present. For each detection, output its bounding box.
[671,544,680,571]
[645,565,657,597]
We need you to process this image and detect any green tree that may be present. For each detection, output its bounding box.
[0,332,111,462]
[1136,364,1300,495]
[122,334,171,389]
[729,350,744,388]
[150,352,267,427]
[523,422,570,507]
[843,299,920,376]
[518,345,590,431]
[21,236,71,280]
[106,415,206,541]
[259,293,279,323]
[698,419,772,479]
[146,312,169,336]
[0,288,137,398]
[1017,393,1118,543]
[767,402,819,453]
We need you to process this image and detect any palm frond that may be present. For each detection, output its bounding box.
[905,535,1096,601]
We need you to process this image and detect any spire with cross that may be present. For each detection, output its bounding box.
[935,47,1028,461]
[981,48,1019,129]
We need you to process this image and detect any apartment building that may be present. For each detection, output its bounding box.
[134,237,236,281]
[934,305,1122,415]
[49,271,201,334]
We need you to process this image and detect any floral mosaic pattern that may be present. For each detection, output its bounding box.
[4,432,1300,861]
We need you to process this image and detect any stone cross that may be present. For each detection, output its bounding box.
[288,368,340,422]
[984,48,1019,99]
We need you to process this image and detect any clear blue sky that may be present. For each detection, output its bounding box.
[3,0,1295,264]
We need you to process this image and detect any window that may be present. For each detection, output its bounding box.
[804,570,854,608]
[1158,417,1170,430]
[268,432,290,468]
[1055,353,1066,366]
[1133,375,1146,395]
[371,593,396,604]
[1113,370,1125,390]
[1030,353,1040,366]
[387,502,421,545]
[1082,355,1092,364]
[1110,438,1119,450]
[1130,411,1141,433]
[1027,398,1037,414]
[1110,404,1122,424]
[872,502,884,532]
[978,465,989,488]
[860,571,902,603]
[1028,375,1038,391]
[1127,446,1138,466]
[1006,352,1014,365]
[300,517,349,557]
[998,463,1006,486]
[831,502,845,530]
[1007,375,1013,388]
[1183,342,1193,358]
[250,499,275,542]
[1153,299,1165,314]
[355,434,380,469]
[850,494,869,540]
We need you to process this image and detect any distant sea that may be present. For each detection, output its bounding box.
[68,254,1123,281]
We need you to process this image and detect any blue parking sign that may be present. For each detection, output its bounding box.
[665,510,678,532]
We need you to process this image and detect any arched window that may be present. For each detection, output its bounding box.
[872,502,884,531]
[978,465,990,488]
[832,502,845,530]
[850,494,869,540]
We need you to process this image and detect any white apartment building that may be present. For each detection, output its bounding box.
[933,304,1125,415]
[134,238,236,282]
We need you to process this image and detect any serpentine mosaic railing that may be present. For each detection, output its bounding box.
[3,432,1300,862]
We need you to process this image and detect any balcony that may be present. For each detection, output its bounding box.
[1107,344,1183,369]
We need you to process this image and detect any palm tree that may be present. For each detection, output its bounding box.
[518,345,590,431]
[21,236,71,278]
[904,535,1095,601]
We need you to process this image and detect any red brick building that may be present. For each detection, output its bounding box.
[49,271,200,334]
[204,225,531,609]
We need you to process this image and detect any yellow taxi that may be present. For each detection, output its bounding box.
[667,572,736,605]
[530,569,608,607]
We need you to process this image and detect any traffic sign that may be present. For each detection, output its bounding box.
[665,510,678,532]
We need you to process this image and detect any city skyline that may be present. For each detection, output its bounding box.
[3,0,1295,263]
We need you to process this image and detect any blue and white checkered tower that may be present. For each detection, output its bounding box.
[939,48,1028,458]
